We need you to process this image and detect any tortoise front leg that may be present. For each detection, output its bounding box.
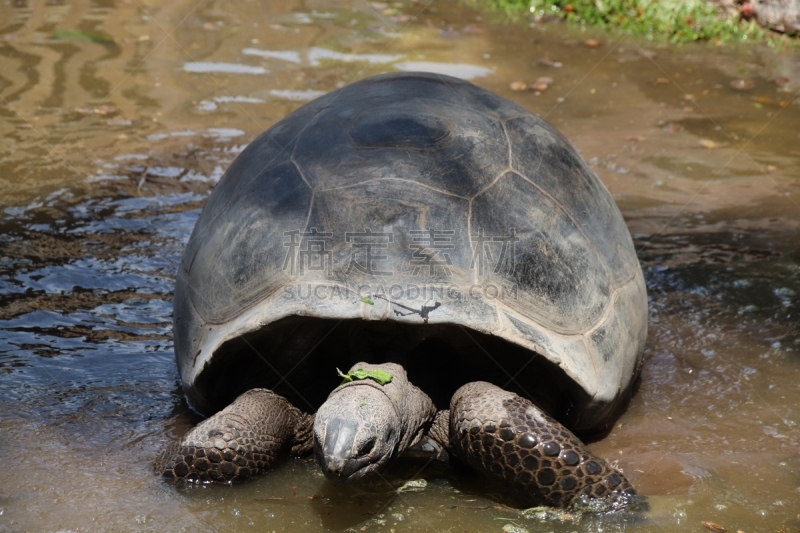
[448,382,638,510]
[157,388,313,483]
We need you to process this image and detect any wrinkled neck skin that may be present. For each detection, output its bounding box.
[313,362,435,482]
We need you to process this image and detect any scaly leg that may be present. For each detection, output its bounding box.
[157,388,313,483]
[449,382,638,510]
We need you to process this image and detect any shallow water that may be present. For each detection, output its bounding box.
[1,1,799,532]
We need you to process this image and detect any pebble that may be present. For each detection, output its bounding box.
[529,77,552,92]
[661,122,683,133]
[730,78,755,91]
[510,77,553,93]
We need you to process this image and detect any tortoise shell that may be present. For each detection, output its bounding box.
[173,72,647,437]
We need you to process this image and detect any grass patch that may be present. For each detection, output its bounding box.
[480,0,772,43]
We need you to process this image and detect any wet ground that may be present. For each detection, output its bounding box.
[1,0,799,532]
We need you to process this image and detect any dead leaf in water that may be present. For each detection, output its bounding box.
[751,95,790,108]
[529,81,550,92]
[74,105,119,116]
[509,81,527,91]
[93,104,119,115]
[702,521,727,533]
[584,38,601,47]
[698,139,719,149]
[536,58,563,68]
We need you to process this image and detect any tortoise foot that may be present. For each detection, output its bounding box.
[449,382,639,511]
[157,388,305,483]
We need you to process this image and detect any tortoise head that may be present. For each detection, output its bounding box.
[313,383,400,482]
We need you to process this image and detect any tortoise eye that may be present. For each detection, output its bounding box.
[357,438,376,457]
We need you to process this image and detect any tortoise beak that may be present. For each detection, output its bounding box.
[315,418,368,481]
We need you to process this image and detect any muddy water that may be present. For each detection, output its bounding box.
[1,0,799,531]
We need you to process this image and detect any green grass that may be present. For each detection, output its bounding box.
[481,0,774,43]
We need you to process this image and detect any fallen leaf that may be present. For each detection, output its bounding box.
[510,81,528,91]
[751,95,790,108]
[52,28,114,44]
[698,139,718,149]
[94,104,119,115]
[702,521,727,533]
[536,58,563,68]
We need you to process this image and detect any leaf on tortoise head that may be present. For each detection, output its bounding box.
[336,367,393,386]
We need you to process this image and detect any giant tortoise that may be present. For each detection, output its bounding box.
[159,72,648,510]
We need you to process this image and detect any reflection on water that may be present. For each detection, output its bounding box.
[1,0,799,531]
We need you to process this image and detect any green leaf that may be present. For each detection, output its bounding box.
[336,367,393,386]
[52,29,115,45]
[360,297,374,305]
